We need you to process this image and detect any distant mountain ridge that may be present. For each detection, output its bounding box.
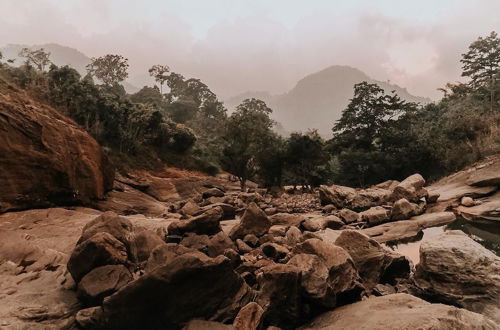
[225,65,431,137]
[0,43,139,93]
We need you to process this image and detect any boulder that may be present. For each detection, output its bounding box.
[128,230,165,263]
[414,231,500,322]
[180,234,211,252]
[232,302,264,330]
[77,212,134,247]
[68,232,128,282]
[75,306,105,329]
[337,209,360,224]
[292,239,363,306]
[318,185,357,208]
[236,239,253,254]
[457,194,500,223]
[390,198,417,221]
[334,231,411,289]
[261,243,290,261]
[426,191,440,203]
[229,203,272,240]
[202,188,225,199]
[168,207,223,236]
[77,264,132,305]
[299,293,499,330]
[391,174,426,202]
[145,244,203,274]
[203,203,237,220]
[255,264,302,329]
[269,213,305,227]
[102,254,252,329]
[180,201,201,217]
[207,232,236,257]
[0,81,114,212]
[285,226,303,246]
[461,196,475,207]
[301,215,344,232]
[361,212,456,244]
[243,234,259,248]
[360,206,389,226]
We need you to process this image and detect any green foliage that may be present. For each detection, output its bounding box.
[461,31,500,111]
[86,54,129,86]
[148,64,169,93]
[19,48,51,71]
[284,130,330,187]
[221,98,276,189]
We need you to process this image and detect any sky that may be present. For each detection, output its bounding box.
[1,0,500,100]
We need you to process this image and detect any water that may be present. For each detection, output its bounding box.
[388,217,500,265]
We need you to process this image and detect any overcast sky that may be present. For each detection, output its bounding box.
[1,0,500,99]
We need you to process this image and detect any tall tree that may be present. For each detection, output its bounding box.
[461,31,500,111]
[285,130,329,187]
[221,98,275,190]
[18,48,51,71]
[148,64,169,93]
[86,54,129,86]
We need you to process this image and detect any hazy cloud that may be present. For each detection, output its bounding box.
[1,0,499,99]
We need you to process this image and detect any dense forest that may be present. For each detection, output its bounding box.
[1,32,499,189]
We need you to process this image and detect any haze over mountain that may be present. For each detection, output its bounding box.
[0,43,139,93]
[225,65,430,136]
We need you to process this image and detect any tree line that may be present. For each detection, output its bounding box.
[0,31,499,189]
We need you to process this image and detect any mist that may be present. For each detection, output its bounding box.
[1,0,500,100]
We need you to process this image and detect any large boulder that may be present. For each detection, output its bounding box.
[77,212,134,246]
[414,231,500,322]
[390,198,417,220]
[229,203,271,240]
[360,206,389,226]
[102,253,252,329]
[334,231,411,289]
[391,174,426,203]
[77,264,133,306]
[255,264,302,329]
[292,239,364,307]
[319,185,390,211]
[168,207,223,236]
[0,80,114,213]
[67,232,128,282]
[299,293,499,330]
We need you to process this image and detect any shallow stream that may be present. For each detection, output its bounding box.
[388,217,500,265]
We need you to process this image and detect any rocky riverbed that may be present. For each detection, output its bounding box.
[1,156,500,329]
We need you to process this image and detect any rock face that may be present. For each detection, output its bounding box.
[414,231,500,322]
[0,80,113,212]
[102,253,252,329]
[299,293,499,330]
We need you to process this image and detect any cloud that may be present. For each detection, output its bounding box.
[1,0,499,100]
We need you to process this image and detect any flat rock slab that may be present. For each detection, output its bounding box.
[457,192,500,223]
[361,212,455,244]
[299,293,499,330]
[0,207,102,329]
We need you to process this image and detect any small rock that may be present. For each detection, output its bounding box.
[461,196,475,207]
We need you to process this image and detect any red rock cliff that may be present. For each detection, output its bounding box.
[0,78,114,212]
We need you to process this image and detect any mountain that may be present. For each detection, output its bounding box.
[224,65,431,137]
[0,43,138,93]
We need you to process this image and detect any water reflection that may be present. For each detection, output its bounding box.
[388,217,500,265]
